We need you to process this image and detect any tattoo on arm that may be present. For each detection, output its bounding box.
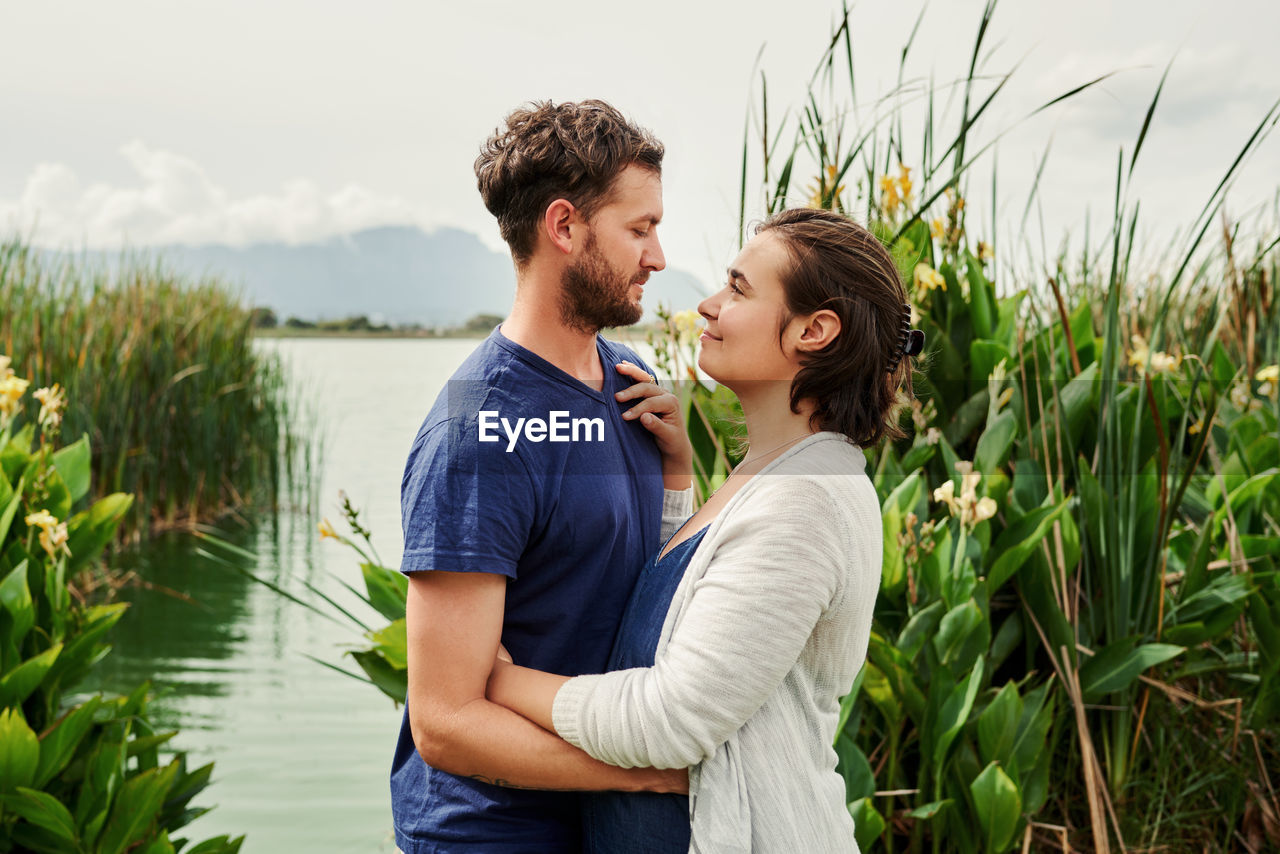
[465,774,564,791]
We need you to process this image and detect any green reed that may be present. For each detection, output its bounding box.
[728,1,1280,850]
[0,239,308,539]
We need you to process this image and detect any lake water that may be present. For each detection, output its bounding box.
[92,337,500,852]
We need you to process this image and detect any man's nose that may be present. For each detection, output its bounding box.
[644,234,666,272]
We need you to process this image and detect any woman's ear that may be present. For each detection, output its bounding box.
[794,309,841,353]
[543,199,578,256]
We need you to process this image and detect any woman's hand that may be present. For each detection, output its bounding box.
[615,361,692,490]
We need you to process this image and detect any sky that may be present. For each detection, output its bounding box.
[3,0,1278,290]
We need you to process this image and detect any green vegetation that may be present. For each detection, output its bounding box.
[682,1,1277,849]
[0,242,305,539]
[0,372,242,853]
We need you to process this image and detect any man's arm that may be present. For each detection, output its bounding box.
[405,569,686,792]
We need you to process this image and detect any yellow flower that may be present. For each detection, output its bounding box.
[897,163,913,203]
[33,383,67,431]
[671,309,703,343]
[806,164,845,210]
[977,241,994,262]
[879,174,901,217]
[1256,364,1279,400]
[318,518,340,541]
[0,375,29,419]
[932,480,957,509]
[933,461,995,530]
[1188,416,1205,435]
[25,509,71,560]
[930,219,946,240]
[914,264,946,293]
[1127,334,1180,375]
[995,387,1014,413]
[972,497,998,525]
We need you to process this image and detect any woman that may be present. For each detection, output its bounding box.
[488,207,923,852]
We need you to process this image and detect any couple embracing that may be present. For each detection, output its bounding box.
[389,99,923,854]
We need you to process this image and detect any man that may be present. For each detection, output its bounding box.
[390,100,692,854]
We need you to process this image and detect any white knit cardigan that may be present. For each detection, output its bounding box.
[553,432,883,853]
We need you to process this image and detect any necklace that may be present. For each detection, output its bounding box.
[711,431,815,497]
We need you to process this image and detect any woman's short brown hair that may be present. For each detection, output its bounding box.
[474,100,664,265]
[757,208,919,447]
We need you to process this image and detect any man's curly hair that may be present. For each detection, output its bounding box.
[475,100,664,265]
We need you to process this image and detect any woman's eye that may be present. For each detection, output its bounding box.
[634,229,649,238]
[728,281,743,295]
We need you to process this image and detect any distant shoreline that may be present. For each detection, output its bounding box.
[252,325,662,342]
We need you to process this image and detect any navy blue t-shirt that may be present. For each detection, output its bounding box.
[390,326,665,854]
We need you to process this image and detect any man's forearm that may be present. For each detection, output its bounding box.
[417,694,680,793]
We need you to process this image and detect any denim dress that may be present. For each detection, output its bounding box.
[582,525,710,854]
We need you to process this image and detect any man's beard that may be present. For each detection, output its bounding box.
[559,231,645,333]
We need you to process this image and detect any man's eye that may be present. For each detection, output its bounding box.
[728,281,743,295]
[634,229,649,238]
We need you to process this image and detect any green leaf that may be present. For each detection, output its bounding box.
[349,649,408,704]
[848,797,886,852]
[46,603,128,688]
[365,618,407,670]
[970,340,1013,389]
[906,799,951,819]
[975,409,1018,475]
[137,831,176,854]
[65,493,134,577]
[97,759,180,854]
[0,643,62,707]
[0,559,34,649]
[1079,641,1184,700]
[51,434,92,504]
[34,696,101,787]
[965,254,996,339]
[0,707,40,791]
[897,600,945,662]
[933,599,987,674]
[986,502,1069,592]
[978,682,1021,769]
[0,490,22,548]
[7,786,78,843]
[0,424,35,481]
[186,835,246,854]
[932,657,985,770]
[970,761,1022,853]
[361,562,407,622]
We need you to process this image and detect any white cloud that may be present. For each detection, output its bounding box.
[0,141,424,248]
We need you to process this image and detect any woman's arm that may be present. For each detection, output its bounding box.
[407,570,687,793]
[550,478,858,770]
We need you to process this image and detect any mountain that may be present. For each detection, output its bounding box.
[141,225,709,327]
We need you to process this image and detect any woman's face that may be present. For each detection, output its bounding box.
[696,231,801,389]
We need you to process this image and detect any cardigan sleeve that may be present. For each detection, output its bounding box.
[659,487,694,545]
[553,477,849,769]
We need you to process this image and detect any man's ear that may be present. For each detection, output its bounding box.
[544,199,578,256]
[793,309,841,353]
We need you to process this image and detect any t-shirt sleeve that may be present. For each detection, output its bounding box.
[398,414,538,579]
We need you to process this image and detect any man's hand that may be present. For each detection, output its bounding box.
[615,361,692,490]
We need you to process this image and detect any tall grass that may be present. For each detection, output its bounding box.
[724,1,1280,850]
[0,238,308,539]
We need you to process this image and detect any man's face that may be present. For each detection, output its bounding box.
[559,165,666,333]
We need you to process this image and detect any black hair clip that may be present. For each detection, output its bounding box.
[887,303,925,372]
